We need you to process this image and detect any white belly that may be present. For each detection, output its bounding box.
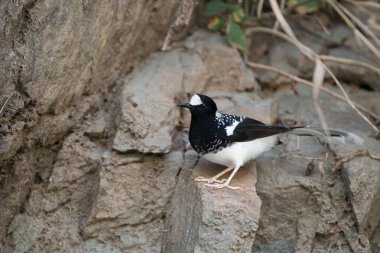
[202,135,278,167]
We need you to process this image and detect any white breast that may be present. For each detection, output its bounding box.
[202,135,278,167]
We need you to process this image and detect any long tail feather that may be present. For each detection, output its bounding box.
[290,127,364,145]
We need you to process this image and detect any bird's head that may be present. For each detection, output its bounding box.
[177,94,217,117]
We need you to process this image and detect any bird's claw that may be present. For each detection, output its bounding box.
[204,183,242,190]
[194,176,226,184]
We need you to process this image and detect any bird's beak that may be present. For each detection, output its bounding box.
[176,103,192,109]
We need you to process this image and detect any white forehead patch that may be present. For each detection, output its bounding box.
[189,94,202,106]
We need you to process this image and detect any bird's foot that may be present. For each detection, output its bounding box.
[194,176,226,184]
[204,182,242,190]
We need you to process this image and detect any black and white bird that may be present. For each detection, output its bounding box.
[177,94,364,190]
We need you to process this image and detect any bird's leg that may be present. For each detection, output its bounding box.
[194,166,233,184]
[204,165,242,190]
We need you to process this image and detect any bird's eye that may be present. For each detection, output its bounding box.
[201,104,205,107]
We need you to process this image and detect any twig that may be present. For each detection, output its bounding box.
[326,0,380,59]
[273,0,286,31]
[312,59,329,134]
[257,0,264,17]
[245,27,380,75]
[324,63,380,133]
[353,30,380,60]
[332,149,380,171]
[269,0,332,141]
[245,61,380,123]
[0,94,13,117]
[314,16,330,35]
[338,2,380,48]
[245,26,380,133]
[319,55,380,75]
[344,0,380,9]
[270,0,379,134]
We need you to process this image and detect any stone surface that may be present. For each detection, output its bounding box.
[7,214,44,253]
[0,0,179,245]
[2,12,380,253]
[164,153,260,253]
[84,151,182,238]
[338,136,380,236]
[182,31,258,93]
[112,52,182,153]
[251,84,379,252]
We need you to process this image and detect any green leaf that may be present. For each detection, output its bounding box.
[208,16,224,31]
[226,17,247,51]
[204,0,227,17]
[231,7,245,23]
[286,0,320,14]
[226,4,240,12]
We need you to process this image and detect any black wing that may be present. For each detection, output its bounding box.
[219,117,292,142]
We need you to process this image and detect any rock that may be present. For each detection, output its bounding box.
[5,214,44,253]
[225,99,278,125]
[338,136,380,235]
[112,51,183,153]
[182,30,258,93]
[80,239,123,253]
[84,111,108,138]
[327,48,380,91]
[48,132,103,188]
[5,131,104,252]
[164,154,261,252]
[251,85,378,252]
[197,161,260,252]
[0,0,180,244]
[164,153,260,253]
[83,151,182,239]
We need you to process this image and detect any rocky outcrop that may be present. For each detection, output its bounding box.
[1,30,260,252]
[251,88,379,252]
[1,20,380,253]
[0,0,180,247]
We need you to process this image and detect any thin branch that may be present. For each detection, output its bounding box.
[245,27,380,133]
[332,149,380,171]
[245,27,380,75]
[338,2,380,48]
[269,0,330,139]
[326,0,380,59]
[319,55,380,75]
[0,94,13,117]
[344,0,380,9]
[324,64,380,133]
[245,61,380,124]
[257,0,264,17]
[270,0,379,134]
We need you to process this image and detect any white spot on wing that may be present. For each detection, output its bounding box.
[225,120,240,136]
[190,94,202,106]
[216,112,222,119]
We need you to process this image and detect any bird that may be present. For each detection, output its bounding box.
[177,93,364,190]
